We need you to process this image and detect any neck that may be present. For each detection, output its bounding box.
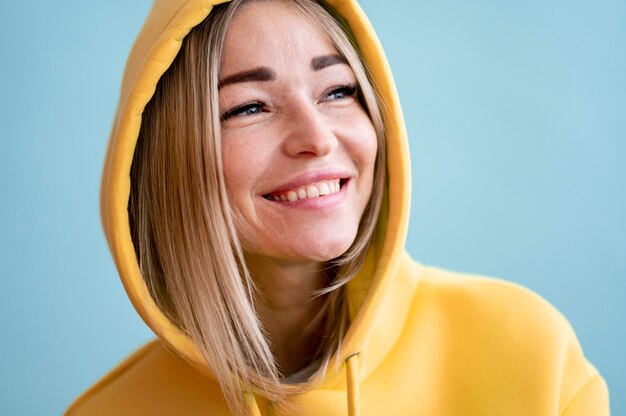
[245,254,330,375]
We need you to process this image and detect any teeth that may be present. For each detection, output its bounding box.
[305,184,319,198]
[318,182,330,195]
[267,179,342,202]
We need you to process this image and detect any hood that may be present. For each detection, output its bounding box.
[101,0,411,390]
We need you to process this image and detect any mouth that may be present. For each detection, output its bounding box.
[263,178,348,202]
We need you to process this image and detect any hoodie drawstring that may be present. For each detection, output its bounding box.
[246,354,361,416]
[345,352,361,416]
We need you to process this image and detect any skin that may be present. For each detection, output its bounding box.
[219,0,377,374]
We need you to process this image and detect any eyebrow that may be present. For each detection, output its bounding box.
[218,67,276,89]
[218,54,348,89]
[311,54,348,71]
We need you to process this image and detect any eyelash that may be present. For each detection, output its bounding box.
[220,83,358,121]
[323,83,358,101]
[220,102,264,121]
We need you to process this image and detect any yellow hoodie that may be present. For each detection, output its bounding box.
[66,0,610,415]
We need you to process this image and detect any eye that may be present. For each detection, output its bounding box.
[323,84,358,101]
[221,102,264,121]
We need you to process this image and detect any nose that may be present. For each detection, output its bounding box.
[281,100,337,158]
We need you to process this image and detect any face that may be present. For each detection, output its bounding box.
[219,0,377,265]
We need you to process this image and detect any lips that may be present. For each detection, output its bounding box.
[261,169,351,202]
[264,178,343,201]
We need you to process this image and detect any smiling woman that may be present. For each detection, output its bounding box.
[66,0,609,415]
[122,0,384,412]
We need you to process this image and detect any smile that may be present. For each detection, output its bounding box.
[264,179,342,201]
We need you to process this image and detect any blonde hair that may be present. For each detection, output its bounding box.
[129,0,386,413]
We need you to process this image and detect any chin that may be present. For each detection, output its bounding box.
[296,233,358,262]
[242,223,361,264]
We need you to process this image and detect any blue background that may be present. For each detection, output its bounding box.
[1,0,624,414]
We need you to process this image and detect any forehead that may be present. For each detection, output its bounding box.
[220,1,339,73]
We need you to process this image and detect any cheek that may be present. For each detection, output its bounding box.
[221,135,257,205]
[343,111,378,174]
[221,140,241,198]
[349,115,378,215]
[221,130,276,211]
[221,138,262,247]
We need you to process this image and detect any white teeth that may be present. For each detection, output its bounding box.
[267,179,342,202]
[306,184,319,198]
[318,182,330,195]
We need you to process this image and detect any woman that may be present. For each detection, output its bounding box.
[67,0,609,415]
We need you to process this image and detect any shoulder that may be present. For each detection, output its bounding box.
[396,255,582,354]
[65,340,228,416]
[401,258,608,413]
[396,254,575,343]
[413,262,575,339]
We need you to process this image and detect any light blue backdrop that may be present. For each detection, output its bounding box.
[1,0,623,414]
